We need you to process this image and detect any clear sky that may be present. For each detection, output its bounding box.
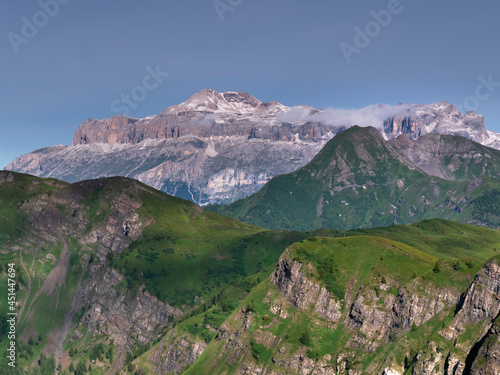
[1,0,499,168]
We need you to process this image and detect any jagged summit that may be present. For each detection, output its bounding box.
[383,101,496,146]
[166,89,263,115]
[169,89,291,117]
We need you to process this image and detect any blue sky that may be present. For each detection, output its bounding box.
[1,0,499,168]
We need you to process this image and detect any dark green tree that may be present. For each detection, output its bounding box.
[299,330,311,346]
[75,361,87,375]
[433,261,440,273]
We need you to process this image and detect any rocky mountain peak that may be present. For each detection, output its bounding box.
[253,100,290,117]
[172,89,262,115]
[383,101,493,147]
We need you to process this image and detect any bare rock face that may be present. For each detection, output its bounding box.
[272,352,336,375]
[270,251,342,322]
[347,284,457,351]
[446,355,466,375]
[271,251,459,354]
[79,269,181,347]
[146,329,207,375]
[389,133,500,181]
[470,321,500,375]
[442,262,500,344]
[72,90,332,146]
[187,243,500,374]
[0,170,15,184]
[434,260,500,373]
[383,102,496,147]
[8,90,340,206]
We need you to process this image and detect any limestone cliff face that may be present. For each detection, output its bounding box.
[72,90,333,146]
[72,114,332,145]
[77,269,181,348]
[212,304,339,375]
[7,135,328,206]
[436,260,500,373]
[271,251,458,354]
[347,283,457,351]
[470,320,500,375]
[141,329,207,375]
[270,251,342,322]
[443,262,500,343]
[407,259,500,374]
[8,93,500,209]
[383,102,490,145]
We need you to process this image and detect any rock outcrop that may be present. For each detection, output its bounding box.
[383,102,498,148]
[470,319,500,374]
[193,246,500,375]
[145,329,207,375]
[271,251,342,322]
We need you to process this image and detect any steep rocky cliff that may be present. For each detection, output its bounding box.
[72,90,332,145]
[437,259,500,373]
[383,102,500,149]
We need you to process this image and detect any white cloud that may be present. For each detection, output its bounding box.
[278,103,413,128]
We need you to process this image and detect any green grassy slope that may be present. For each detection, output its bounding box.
[185,227,500,375]
[0,172,327,373]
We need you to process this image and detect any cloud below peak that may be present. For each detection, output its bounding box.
[278,104,414,128]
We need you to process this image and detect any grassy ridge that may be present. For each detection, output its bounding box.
[185,227,500,374]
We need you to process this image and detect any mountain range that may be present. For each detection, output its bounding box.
[211,125,500,231]
[6,90,500,206]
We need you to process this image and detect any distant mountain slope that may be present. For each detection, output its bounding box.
[211,126,500,231]
[6,90,500,206]
[389,132,500,181]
